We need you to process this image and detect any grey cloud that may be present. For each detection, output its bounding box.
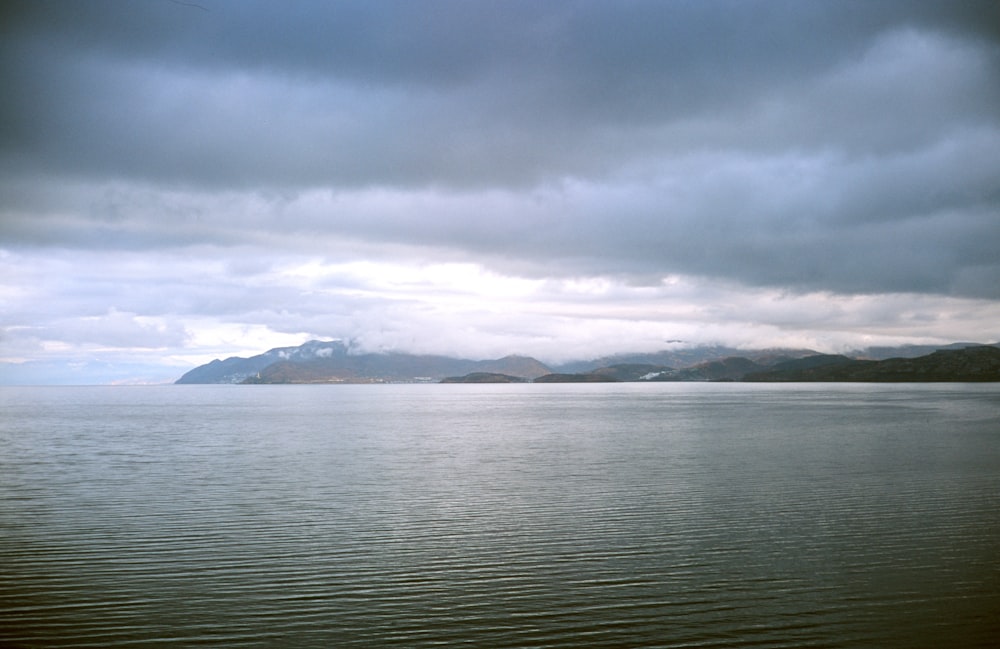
[3,129,998,299]
[40,310,189,349]
[4,0,997,189]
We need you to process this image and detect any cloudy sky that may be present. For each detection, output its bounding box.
[2,0,999,384]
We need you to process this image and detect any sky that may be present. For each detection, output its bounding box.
[2,0,999,384]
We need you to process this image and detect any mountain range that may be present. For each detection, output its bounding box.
[175,340,1000,384]
[176,340,551,384]
[743,346,1000,382]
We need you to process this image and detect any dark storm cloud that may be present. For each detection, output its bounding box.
[3,0,996,186]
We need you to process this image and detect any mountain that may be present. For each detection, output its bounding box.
[588,364,674,382]
[545,355,803,383]
[744,346,1000,382]
[176,341,552,384]
[440,373,529,383]
[175,339,348,384]
[176,340,1000,384]
[649,356,766,381]
[535,347,1000,383]
[853,342,996,360]
[553,347,817,374]
[481,355,554,379]
[250,352,551,383]
[533,372,620,383]
[448,364,678,384]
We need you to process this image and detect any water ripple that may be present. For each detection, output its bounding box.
[2,384,999,648]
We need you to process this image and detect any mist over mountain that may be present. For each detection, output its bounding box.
[175,340,351,384]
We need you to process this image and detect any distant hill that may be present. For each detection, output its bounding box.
[514,347,1000,383]
[176,341,552,383]
[176,340,1000,384]
[852,342,996,360]
[652,356,765,381]
[745,346,1000,382]
[533,372,620,383]
[588,364,674,382]
[543,356,793,383]
[440,373,528,383]
[175,340,346,384]
[553,347,817,374]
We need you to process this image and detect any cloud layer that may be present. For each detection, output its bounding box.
[2,0,999,382]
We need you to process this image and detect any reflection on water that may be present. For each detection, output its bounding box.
[2,384,999,647]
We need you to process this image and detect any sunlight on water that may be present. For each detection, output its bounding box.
[2,384,999,647]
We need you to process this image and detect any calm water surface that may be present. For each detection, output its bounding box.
[2,383,999,647]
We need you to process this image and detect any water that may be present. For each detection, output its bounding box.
[2,383,999,648]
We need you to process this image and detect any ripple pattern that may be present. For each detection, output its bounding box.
[2,384,999,648]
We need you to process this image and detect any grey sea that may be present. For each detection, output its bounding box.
[1,383,998,648]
